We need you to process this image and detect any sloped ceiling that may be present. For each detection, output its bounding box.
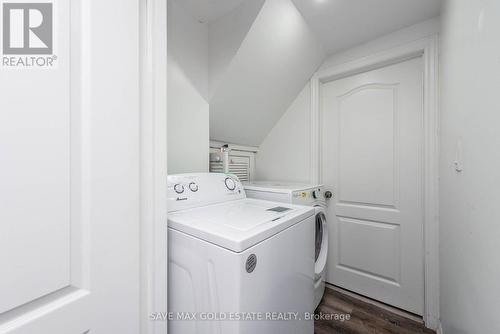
[291,0,442,54]
[173,0,442,147]
[209,0,325,146]
[208,0,266,99]
[174,0,248,23]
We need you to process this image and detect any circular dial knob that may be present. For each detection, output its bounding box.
[173,184,184,194]
[224,177,236,191]
[189,182,199,192]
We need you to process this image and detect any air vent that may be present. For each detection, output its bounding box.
[227,155,250,182]
[209,152,251,182]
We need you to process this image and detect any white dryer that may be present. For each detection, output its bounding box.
[243,181,329,310]
[168,173,315,334]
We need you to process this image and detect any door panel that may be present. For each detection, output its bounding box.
[322,57,424,314]
[0,0,71,315]
[337,84,398,208]
[338,218,400,284]
[0,0,141,332]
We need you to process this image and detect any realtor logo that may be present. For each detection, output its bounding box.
[1,1,56,68]
[3,2,53,54]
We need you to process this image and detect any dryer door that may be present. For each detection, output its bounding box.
[314,208,328,280]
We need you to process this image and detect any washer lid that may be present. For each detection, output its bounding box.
[168,198,314,252]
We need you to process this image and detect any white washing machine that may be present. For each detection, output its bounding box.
[243,181,329,310]
[168,173,315,334]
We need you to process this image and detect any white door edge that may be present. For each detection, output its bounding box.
[310,35,440,330]
[140,0,168,333]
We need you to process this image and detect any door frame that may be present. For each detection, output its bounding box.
[309,36,439,329]
[140,0,168,333]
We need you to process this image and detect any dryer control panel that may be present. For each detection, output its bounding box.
[291,187,324,206]
[168,173,245,212]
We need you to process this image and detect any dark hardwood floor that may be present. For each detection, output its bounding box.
[314,287,436,334]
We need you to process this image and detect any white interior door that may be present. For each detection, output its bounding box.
[0,0,142,332]
[321,57,424,315]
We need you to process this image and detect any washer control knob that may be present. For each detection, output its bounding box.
[174,184,184,194]
[225,177,236,191]
[189,182,199,192]
[312,190,318,199]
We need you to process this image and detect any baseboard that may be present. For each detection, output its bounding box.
[436,322,444,334]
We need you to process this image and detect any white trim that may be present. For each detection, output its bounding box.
[310,73,320,184]
[140,0,168,333]
[316,38,430,83]
[436,322,444,334]
[210,140,259,153]
[311,35,440,330]
[421,36,440,330]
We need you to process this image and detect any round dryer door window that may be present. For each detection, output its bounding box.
[315,211,326,261]
[314,209,328,279]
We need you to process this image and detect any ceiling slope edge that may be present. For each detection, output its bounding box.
[208,0,266,99]
[209,0,326,146]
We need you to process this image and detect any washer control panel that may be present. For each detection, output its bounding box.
[174,183,185,194]
[224,177,236,191]
[188,182,199,192]
[168,173,245,212]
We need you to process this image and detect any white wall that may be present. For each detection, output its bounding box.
[167,0,209,174]
[255,18,440,183]
[439,1,500,333]
[256,83,311,183]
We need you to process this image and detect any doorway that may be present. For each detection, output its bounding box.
[321,57,424,315]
